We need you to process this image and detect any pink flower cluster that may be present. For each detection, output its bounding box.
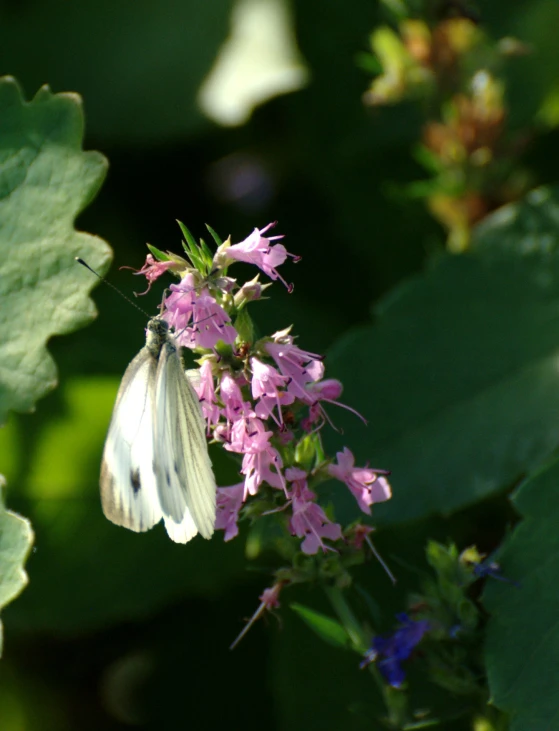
[142,223,392,555]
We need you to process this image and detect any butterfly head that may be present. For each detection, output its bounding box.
[145,317,171,357]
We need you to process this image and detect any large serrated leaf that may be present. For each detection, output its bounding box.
[326,186,559,525]
[483,458,559,730]
[0,483,34,657]
[0,77,111,424]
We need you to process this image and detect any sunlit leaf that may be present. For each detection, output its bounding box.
[0,77,111,424]
[0,482,33,657]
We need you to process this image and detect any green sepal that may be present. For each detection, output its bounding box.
[198,238,215,270]
[146,244,171,262]
[177,220,205,272]
[426,541,471,587]
[177,219,198,252]
[295,433,321,472]
[234,307,255,345]
[205,223,222,248]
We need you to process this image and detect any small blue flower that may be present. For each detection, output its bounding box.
[361,613,430,687]
[473,560,520,587]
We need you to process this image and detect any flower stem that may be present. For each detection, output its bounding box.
[323,585,368,652]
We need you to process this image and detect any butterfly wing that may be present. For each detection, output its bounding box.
[154,338,217,540]
[163,512,198,543]
[100,347,163,532]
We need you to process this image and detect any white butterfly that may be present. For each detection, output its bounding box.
[100,317,217,543]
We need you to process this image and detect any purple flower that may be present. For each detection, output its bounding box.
[328,448,391,515]
[304,378,343,402]
[250,357,294,425]
[254,392,296,425]
[226,414,273,455]
[219,372,251,428]
[242,447,285,496]
[164,273,237,350]
[191,360,221,429]
[216,482,245,541]
[362,613,430,687]
[226,223,297,290]
[265,331,325,403]
[287,468,343,554]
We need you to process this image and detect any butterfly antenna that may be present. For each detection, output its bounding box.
[76,258,151,318]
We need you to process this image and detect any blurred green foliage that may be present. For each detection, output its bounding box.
[2,0,559,729]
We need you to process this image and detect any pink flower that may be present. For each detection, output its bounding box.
[164,274,237,350]
[300,379,367,431]
[250,357,289,399]
[226,223,298,290]
[162,272,196,326]
[250,357,293,424]
[254,392,295,424]
[300,403,325,433]
[230,581,285,649]
[184,294,237,349]
[287,468,342,554]
[259,582,282,609]
[122,254,177,295]
[220,372,251,426]
[304,379,343,403]
[222,414,285,495]
[328,448,391,515]
[242,447,285,496]
[216,483,245,541]
[192,360,221,429]
[266,333,324,402]
[226,415,273,455]
[233,275,270,307]
[349,524,375,550]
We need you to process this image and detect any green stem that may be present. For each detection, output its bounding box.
[324,585,411,729]
[323,585,368,652]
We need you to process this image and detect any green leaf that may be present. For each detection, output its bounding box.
[483,457,559,730]
[0,482,34,657]
[326,186,559,525]
[146,244,171,262]
[0,77,111,424]
[290,602,352,650]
